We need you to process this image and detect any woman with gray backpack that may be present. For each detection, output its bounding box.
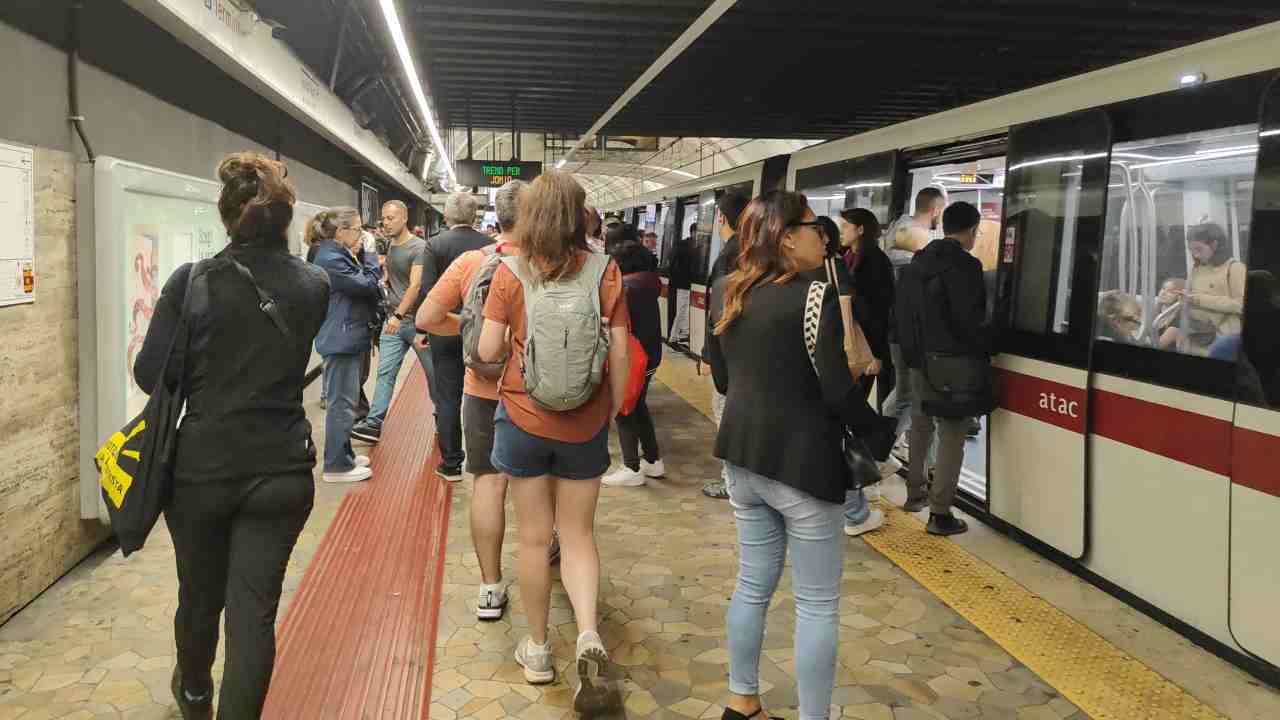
[477,170,629,718]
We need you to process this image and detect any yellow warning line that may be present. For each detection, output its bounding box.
[653,352,1225,720]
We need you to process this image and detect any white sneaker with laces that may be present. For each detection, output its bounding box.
[574,631,618,717]
[602,467,646,487]
[845,508,885,537]
[640,459,665,478]
[514,636,555,684]
[323,466,372,483]
[476,581,508,621]
[355,455,370,468]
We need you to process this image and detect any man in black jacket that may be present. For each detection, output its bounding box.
[896,201,992,536]
[418,192,490,480]
[700,190,749,500]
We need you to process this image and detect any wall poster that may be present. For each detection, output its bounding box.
[0,141,35,307]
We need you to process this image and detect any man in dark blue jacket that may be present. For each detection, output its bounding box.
[314,210,384,483]
[895,201,992,536]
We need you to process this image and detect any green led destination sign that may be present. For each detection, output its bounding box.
[456,160,543,188]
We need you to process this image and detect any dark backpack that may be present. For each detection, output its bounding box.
[459,245,509,379]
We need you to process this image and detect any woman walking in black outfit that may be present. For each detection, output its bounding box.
[134,153,330,719]
[603,224,666,487]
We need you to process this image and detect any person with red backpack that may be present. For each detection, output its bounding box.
[602,224,665,488]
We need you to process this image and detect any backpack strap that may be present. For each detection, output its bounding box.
[804,280,828,377]
[582,252,612,321]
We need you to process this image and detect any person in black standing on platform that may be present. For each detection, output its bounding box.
[135,153,329,719]
[602,224,666,488]
[667,224,695,345]
[896,201,993,536]
[701,190,750,500]
[421,192,491,480]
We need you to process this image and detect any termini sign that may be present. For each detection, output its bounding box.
[456,160,543,188]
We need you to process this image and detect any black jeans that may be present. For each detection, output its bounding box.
[615,375,660,470]
[428,334,466,469]
[165,473,314,719]
[356,348,372,420]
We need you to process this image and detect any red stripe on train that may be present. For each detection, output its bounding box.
[691,290,707,309]
[1090,389,1233,476]
[995,368,1086,433]
[1232,425,1280,498]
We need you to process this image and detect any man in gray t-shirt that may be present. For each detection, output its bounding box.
[351,201,433,443]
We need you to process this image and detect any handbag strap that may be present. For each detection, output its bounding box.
[804,280,827,377]
[225,256,295,343]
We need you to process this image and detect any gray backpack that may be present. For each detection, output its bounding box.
[459,244,509,380]
[501,253,611,411]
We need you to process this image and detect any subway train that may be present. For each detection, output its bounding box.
[602,26,1280,681]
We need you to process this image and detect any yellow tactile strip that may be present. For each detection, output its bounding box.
[862,507,1224,720]
[653,348,1225,720]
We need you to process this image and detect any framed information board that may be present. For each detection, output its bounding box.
[456,160,543,189]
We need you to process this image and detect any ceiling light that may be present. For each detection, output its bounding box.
[1179,72,1205,87]
[377,0,454,185]
[556,159,566,169]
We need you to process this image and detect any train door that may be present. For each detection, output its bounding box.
[990,111,1111,558]
[658,201,680,341]
[905,154,1007,500]
[1086,80,1265,644]
[688,190,717,358]
[1229,76,1280,667]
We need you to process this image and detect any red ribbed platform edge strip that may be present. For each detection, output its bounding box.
[262,368,451,719]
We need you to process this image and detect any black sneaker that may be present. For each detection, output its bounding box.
[902,494,929,513]
[436,464,463,482]
[927,513,969,536]
[350,422,381,443]
[171,666,212,720]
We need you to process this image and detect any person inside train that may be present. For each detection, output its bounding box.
[882,187,946,468]
[1173,222,1246,357]
[667,223,695,345]
[134,153,331,718]
[415,179,532,622]
[896,201,993,536]
[706,190,894,720]
[602,223,667,488]
[643,229,659,253]
[477,170,629,715]
[1097,291,1143,344]
[1153,277,1186,349]
[701,189,751,501]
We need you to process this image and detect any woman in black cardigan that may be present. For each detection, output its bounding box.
[706,191,893,720]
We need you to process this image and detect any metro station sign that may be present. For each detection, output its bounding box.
[456,160,543,188]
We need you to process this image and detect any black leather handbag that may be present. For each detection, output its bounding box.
[803,280,882,490]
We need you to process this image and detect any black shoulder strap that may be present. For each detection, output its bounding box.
[225,257,295,343]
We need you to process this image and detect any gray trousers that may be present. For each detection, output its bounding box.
[906,369,968,515]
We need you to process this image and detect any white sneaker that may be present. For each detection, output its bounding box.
[323,466,372,483]
[863,482,882,503]
[892,433,910,465]
[640,459,665,478]
[878,456,901,479]
[845,508,885,537]
[574,631,620,717]
[514,636,555,685]
[355,455,370,468]
[476,581,508,621]
[602,467,646,487]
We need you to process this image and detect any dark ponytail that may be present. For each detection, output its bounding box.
[217,152,296,246]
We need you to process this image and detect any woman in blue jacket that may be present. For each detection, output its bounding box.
[312,207,383,482]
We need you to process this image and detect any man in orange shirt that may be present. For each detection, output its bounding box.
[415,180,529,621]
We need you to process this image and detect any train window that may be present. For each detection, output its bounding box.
[1097,124,1257,361]
[903,157,1006,272]
[1240,81,1280,408]
[794,151,895,225]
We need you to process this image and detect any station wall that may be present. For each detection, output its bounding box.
[0,9,359,624]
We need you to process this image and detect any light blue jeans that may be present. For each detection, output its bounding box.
[844,488,870,525]
[725,464,844,720]
[365,321,433,429]
[884,343,937,468]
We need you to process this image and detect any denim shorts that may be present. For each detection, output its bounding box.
[491,401,610,480]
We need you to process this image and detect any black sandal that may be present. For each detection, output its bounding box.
[721,707,782,720]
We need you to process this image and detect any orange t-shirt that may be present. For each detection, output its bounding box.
[483,251,628,443]
[425,243,522,401]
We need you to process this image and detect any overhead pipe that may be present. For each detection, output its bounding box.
[67,2,96,162]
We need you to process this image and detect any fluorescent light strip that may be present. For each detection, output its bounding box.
[1261,129,1280,138]
[378,0,455,185]
[1131,147,1257,169]
[844,182,891,189]
[1008,152,1108,172]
